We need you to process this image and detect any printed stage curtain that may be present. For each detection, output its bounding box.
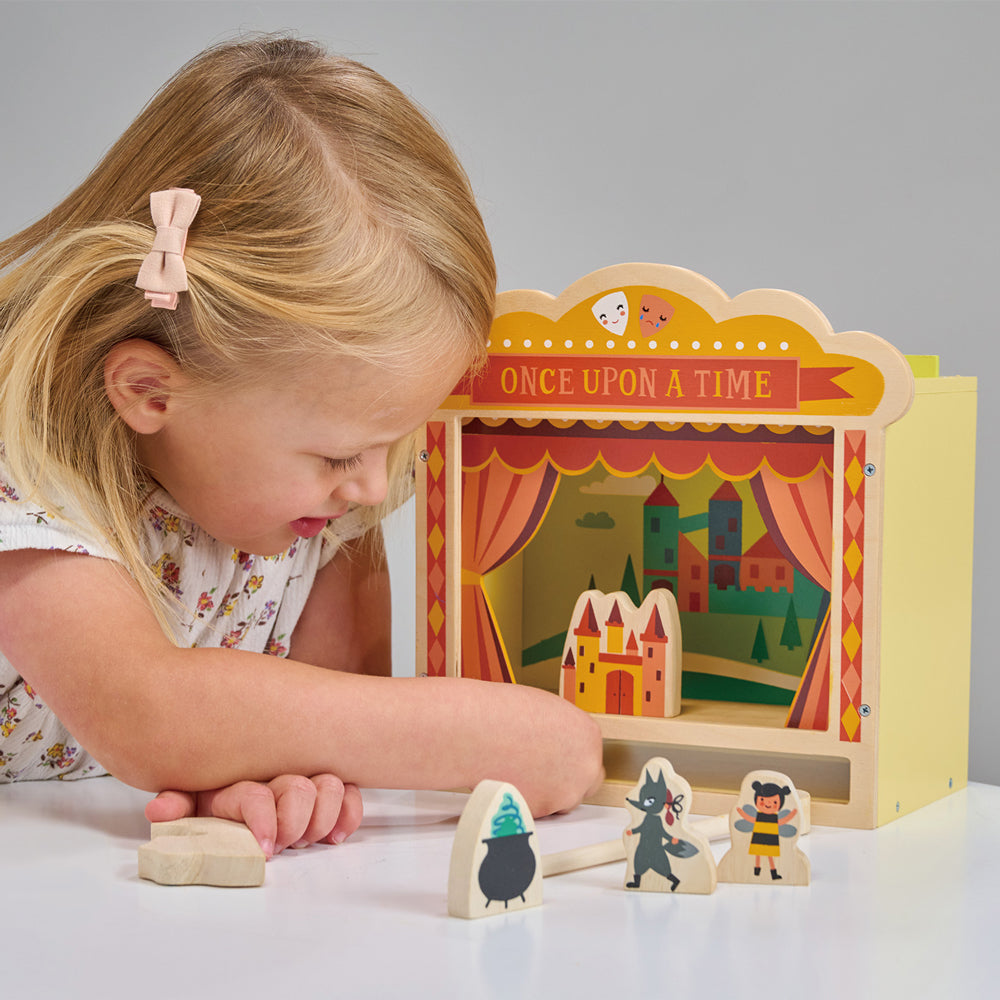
[461,460,560,682]
[751,465,835,730]
[461,420,834,727]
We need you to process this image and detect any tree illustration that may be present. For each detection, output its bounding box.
[751,619,769,664]
[780,597,802,650]
[621,554,641,606]
[588,574,596,590]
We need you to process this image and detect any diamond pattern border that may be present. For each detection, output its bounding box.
[840,430,866,742]
[424,422,448,677]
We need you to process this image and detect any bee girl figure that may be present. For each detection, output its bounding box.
[0,37,603,858]
[735,780,799,880]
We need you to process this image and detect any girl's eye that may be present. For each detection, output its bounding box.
[325,454,363,472]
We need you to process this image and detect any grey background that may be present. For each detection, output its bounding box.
[1,1,995,782]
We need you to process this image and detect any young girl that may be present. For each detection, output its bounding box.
[0,36,603,858]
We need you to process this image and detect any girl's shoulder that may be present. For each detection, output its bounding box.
[0,453,118,560]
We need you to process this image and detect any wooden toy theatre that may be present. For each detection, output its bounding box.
[415,264,976,828]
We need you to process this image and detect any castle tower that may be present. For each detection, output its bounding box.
[625,629,642,716]
[708,480,742,592]
[572,598,602,712]
[626,630,639,656]
[560,646,577,703]
[643,477,680,597]
[605,599,625,654]
[639,604,669,716]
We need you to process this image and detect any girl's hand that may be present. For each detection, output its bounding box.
[144,774,363,858]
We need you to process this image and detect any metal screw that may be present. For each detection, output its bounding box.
[863,463,876,477]
[859,704,872,717]
[418,450,430,462]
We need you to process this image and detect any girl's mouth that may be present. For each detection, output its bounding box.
[289,517,329,538]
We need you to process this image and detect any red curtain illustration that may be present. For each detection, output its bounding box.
[461,460,560,682]
[751,465,835,730]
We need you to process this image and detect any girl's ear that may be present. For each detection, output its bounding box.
[104,340,185,435]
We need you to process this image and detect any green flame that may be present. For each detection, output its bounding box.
[490,793,526,837]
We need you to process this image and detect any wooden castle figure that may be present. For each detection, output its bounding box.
[560,589,682,718]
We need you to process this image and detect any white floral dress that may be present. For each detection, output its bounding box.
[0,461,366,781]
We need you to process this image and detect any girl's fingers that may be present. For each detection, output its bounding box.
[326,782,364,845]
[146,775,363,858]
[143,789,197,823]
[290,773,346,848]
[199,781,280,858]
[268,774,319,854]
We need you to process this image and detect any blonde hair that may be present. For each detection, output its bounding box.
[0,35,495,636]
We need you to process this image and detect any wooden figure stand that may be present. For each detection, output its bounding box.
[718,770,810,886]
[622,756,716,894]
[138,817,265,887]
[448,780,543,919]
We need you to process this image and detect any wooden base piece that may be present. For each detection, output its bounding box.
[138,817,265,887]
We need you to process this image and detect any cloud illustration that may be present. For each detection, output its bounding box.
[576,511,616,530]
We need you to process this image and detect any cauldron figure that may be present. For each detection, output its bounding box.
[478,831,536,908]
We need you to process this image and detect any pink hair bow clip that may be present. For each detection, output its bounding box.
[135,187,201,310]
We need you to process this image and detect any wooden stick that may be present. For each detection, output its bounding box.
[541,792,810,878]
[542,839,625,878]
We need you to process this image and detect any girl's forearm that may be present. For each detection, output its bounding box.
[0,548,603,815]
[108,650,602,816]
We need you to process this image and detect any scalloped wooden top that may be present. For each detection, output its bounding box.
[442,264,914,426]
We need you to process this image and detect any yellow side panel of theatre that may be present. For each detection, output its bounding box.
[876,376,976,825]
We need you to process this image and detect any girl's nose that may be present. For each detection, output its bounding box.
[334,449,389,507]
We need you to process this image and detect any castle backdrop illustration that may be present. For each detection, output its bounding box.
[514,457,830,715]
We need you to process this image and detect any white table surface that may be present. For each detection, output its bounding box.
[2,777,996,999]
